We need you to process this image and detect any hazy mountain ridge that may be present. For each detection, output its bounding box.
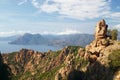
[9,33,49,45]
[6,32,120,47]
[9,33,94,47]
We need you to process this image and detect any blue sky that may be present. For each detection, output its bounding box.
[0,0,120,36]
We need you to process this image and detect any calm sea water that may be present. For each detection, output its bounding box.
[0,41,61,53]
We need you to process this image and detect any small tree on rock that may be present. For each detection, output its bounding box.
[107,29,118,40]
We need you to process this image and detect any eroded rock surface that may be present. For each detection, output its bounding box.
[85,19,112,63]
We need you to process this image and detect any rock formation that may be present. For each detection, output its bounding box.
[84,19,120,80]
[95,19,108,40]
[85,19,111,63]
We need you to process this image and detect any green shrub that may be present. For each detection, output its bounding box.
[35,64,64,80]
[68,46,82,56]
[107,29,118,40]
[108,49,120,71]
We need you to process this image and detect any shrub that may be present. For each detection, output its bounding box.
[108,49,120,71]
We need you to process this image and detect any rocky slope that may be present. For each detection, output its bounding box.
[1,46,86,80]
[0,19,120,80]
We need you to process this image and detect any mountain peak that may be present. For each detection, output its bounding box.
[10,33,48,45]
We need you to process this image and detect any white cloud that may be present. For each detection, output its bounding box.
[110,12,120,17]
[17,0,120,22]
[18,0,28,6]
[42,29,81,35]
[0,29,82,37]
[0,31,30,37]
[105,12,120,22]
[31,0,110,20]
[57,29,81,35]
[31,0,40,8]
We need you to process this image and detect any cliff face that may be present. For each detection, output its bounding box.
[0,19,120,80]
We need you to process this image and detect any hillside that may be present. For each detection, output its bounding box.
[0,46,85,80]
[0,19,120,80]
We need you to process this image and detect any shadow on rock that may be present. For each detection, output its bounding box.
[0,54,12,80]
[67,70,84,80]
[84,61,114,80]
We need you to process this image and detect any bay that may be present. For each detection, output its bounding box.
[0,41,61,53]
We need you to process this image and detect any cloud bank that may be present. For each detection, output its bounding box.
[31,0,111,20]
[17,0,120,21]
[0,29,82,37]
[42,29,82,35]
[0,31,30,37]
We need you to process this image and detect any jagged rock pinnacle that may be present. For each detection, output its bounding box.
[85,19,110,63]
[95,19,108,40]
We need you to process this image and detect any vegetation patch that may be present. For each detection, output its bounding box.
[68,46,83,55]
[108,49,120,71]
[36,64,64,80]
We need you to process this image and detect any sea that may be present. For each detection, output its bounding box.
[0,41,61,53]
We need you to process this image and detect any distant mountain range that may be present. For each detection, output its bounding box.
[9,33,49,45]
[0,32,120,47]
[9,33,94,47]
[47,34,94,47]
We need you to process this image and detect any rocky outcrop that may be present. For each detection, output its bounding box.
[1,47,78,80]
[55,46,86,80]
[55,53,74,80]
[84,19,120,80]
[78,48,85,57]
[55,65,73,80]
[85,19,111,63]
[95,19,108,40]
[114,70,120,80]
[2,49,46,76]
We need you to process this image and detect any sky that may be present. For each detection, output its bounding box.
[0,0,120,37]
